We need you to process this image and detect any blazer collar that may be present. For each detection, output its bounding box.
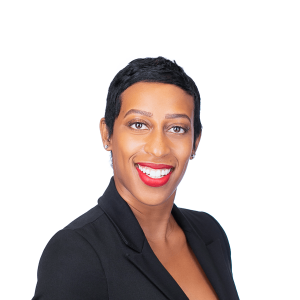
[97,177,189,299]
[98,177,145,252]
[98,177,238,300]
[98,177,198,251]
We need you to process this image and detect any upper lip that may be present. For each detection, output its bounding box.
[136,162,174,169]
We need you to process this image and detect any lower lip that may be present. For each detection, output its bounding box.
[136,167,172,187]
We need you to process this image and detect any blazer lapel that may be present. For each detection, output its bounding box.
[98,178,238,300]
[99,178,188,299]
[172,205,239,300]
[206,239,239,300]
[184,230,228,299]
[127,240,189,300]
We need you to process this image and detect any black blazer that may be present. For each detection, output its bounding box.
[32,177,239,300]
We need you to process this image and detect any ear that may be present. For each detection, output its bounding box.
[191,131,201,159]
[99,118,112,151]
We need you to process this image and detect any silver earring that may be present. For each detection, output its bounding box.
[104,145,108,149]
[191,153,195,159]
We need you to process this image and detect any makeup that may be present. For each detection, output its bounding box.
[136,163,173,187]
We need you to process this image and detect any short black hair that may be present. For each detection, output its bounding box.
[104,57,202,149]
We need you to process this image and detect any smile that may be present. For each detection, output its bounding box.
[135,163,173,187]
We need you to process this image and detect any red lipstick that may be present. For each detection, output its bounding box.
[136,166,172,187]
[135,162,174,187]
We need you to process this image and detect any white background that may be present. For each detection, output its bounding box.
[1,1,299,299]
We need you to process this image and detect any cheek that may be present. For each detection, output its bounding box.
[112,131,143,166]
[171,140,193,181]
[124,133,145,149]
[172,137,193,161]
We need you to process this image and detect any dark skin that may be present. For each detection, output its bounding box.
[100,82,218,300]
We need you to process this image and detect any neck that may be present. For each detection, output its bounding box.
[113,177,177,243]
[128,199,175,243]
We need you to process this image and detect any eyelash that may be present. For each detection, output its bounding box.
[129,122,148,130]
[128,121,189,134]
[169,126,187,134]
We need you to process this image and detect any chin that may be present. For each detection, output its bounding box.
[131,178,178,206]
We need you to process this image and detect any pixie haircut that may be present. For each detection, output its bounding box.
[104,57,202,149]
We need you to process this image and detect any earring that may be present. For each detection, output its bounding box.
[104,145,108,149]
[191,153,195,159]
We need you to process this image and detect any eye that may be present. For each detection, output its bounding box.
[168,126,186,134]
[130,122,148,130]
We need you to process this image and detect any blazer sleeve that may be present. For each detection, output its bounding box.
[32,229,108,300]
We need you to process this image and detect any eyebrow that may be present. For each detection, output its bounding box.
[124,109,153,118]
[124,109,191,123]
[165,113,191,123]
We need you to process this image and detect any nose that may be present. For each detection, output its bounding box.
[144,129,171,158]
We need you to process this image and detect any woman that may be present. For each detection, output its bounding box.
[32,57,239,300]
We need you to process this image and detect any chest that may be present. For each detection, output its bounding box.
[149,240,219,300]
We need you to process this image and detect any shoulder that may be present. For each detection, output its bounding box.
[38,204,106,270]
[33,206,108,299]
[179,208,232,263]
[179,208,227,241]
[64,204,105,230]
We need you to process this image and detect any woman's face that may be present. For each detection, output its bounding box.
[101,82,200,207]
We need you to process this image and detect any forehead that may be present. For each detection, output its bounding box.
[119,82,194,117]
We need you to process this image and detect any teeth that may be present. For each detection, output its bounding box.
[138,165,172,179]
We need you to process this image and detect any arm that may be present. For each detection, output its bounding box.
[32,229,108,300]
